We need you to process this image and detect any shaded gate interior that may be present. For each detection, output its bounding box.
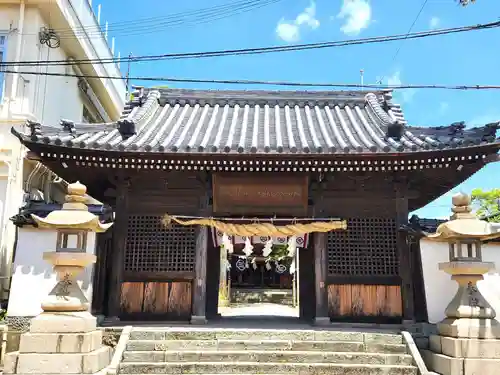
[206,234,316,322]
[326,218,403,323]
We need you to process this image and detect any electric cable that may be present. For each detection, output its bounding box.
[2,19,498,68]
[21,0,279,38]
[378,0,429,84]
[56,0,282,40]
[2,68,499,90]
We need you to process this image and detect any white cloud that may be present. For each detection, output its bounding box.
[387,71,417,103]
[439,102,449,114]
[337,0,371,36]
[276,22,300,43]
[429,16,440,29]
[276,2,320,43]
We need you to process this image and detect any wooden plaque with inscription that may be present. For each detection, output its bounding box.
[212,173,309,216]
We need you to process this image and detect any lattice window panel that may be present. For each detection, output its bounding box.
[124,215,196,272]
[327,218,399,276]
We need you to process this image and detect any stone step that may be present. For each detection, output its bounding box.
[122,350,413,365]
[126,339,408,354]
[129,329,403,344]
[119,362,418,375]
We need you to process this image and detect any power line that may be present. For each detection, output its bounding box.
[57,0,282,40]
[2,19,498,68]
[21,0,278,39]
[379,0,429,84]
[3,68,500,90]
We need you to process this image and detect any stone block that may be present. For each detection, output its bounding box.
[119,362,418,375]
[438,318,500,339]
[82,346,113,373]
[29,312,97,334]
[313,317,330,326]
[364,333,403,345]
[422,350,464,375]
[429,335,442,353]
[3,351,19,374]
[464,358,500,375]
[19,330,102,353]
[189,315,207,325]
[440,336,500,359]
[16,346,111,374]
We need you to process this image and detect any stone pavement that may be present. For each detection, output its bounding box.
[219,302,299,317]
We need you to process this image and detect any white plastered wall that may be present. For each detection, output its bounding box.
[7,227,96,317]
[419,238,500,324]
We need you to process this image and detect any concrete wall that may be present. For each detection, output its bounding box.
[0,5,92,126]
[7,227,96,317]
[0,1,125,303]
[420,238,500,324]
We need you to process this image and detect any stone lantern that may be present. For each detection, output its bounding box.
[424,192,500,375]
[4,182,114,375]
[31,181,113,313]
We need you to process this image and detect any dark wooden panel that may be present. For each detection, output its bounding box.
[328,284,402,320]
[205,236,221,320]
[166,282,192,317]
[123,271,195,282]
[120,281,192,319]
[299,246,316,322]
[124,217,196,274]
[212,173,308,215]
[120,282,144,313]
[326,276,401,285]
[327,218,399,278]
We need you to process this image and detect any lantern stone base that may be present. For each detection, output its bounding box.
[437,317,500,339]
[423,334,500,375]
[423,320,500,375]
[3,312,112,375]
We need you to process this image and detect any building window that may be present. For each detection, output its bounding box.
[0,35,7,101]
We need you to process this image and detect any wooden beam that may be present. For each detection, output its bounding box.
[191,225,208,324]
[395,182,415,323]
[314,232,329,325]
[106,175,131,321]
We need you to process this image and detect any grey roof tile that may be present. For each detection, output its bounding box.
[12,88,500,156]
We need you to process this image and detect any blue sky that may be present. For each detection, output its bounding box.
[99,0,499,218]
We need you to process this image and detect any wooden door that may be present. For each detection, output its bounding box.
[325,218,403,323]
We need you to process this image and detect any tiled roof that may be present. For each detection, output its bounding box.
[13,88,500,156]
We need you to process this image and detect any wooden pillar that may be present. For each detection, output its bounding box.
[106,176,130,321]
[314,232,329,325]
[218,247,229,307]
[395,184,415,322]
[191,225,208,324]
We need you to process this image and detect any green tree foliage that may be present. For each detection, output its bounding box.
[471,188,500,222]
[458,0,476,5]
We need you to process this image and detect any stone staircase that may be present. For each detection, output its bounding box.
[117,327,418,374]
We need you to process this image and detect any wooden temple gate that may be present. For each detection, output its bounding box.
[15,88,497,324]
[91,171,410,324]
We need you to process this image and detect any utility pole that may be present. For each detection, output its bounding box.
[360,69,364,89]
[125,52,132,100]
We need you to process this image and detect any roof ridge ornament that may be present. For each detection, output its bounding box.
[27,120,42,139]
[117,118,136,139]
[60,119,75,134]
[387,121,404,140]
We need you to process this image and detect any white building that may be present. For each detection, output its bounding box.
[0,0,126,304]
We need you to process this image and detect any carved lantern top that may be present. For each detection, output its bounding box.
[427,192,500,241]
[31,181,113,232]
